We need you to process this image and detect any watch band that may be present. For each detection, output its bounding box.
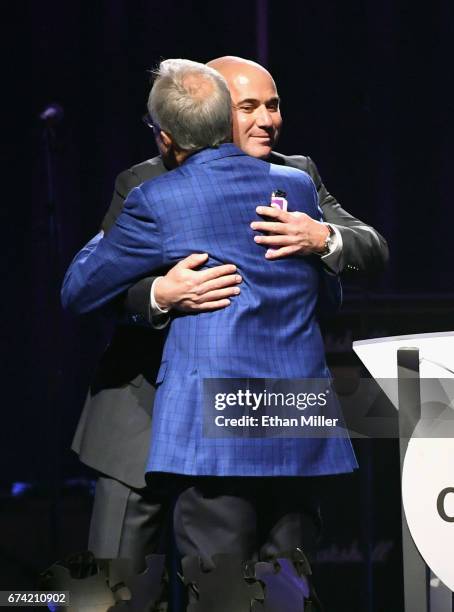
[319,224,335,256]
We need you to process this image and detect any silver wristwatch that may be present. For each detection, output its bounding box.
[319,224,335,256]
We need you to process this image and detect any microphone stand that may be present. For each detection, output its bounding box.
[40,104,64,559]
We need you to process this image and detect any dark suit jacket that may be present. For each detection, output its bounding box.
[72,152,388,488]
[71,157,167,489]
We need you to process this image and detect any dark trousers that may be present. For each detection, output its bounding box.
[173,477,321,566]
[88,476,172,574]
[88,475,321,610]
[89,475,320,567]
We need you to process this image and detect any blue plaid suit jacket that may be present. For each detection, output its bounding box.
[62,144,357,476]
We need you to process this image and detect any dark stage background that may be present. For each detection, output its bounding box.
[3,1,454,610]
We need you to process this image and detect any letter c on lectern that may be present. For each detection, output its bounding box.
[437,487,454,522]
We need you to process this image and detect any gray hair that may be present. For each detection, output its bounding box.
[147,59,232,152]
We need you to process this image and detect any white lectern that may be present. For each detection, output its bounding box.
[353,332,454,612]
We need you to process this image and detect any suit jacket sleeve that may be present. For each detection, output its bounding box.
[307,178,342,315]
[305,157,389,276]
[62,186,165,315]
[102,167,157,322]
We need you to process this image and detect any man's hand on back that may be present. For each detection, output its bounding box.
[154,253,242,312]
[251,205,330,259]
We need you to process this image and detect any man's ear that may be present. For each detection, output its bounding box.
[159,130,173,152]
[156,129,181,169]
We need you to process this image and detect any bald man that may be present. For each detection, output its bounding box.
[203,56,387,271]
[73,56,388,588]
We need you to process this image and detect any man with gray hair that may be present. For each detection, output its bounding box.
[63,58,355,610]
[148,59,232,154]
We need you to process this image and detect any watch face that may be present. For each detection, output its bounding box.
[321,231,332,255]
[320,225,335,255]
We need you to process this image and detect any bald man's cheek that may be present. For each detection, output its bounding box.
[231,116,244,149]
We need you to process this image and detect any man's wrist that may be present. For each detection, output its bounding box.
[150,277,171,315]
[149,277,170,330]
[320,224,342,273]
[315,224,334,255]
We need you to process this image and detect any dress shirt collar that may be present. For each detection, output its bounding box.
[182,143,247,166]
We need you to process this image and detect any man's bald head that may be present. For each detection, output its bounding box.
[207,56,282,159]
[207,56,273,78]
